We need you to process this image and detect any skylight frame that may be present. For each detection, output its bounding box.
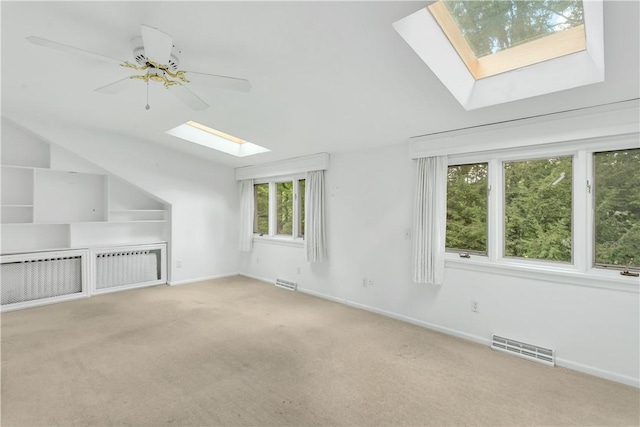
[393,0,604,110]
[428,0,587,80]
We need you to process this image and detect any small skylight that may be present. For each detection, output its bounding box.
[166,121,270,157]
[429,0,586,79]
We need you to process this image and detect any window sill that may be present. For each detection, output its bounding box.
[445,256,639,293]
[253,235,304,248]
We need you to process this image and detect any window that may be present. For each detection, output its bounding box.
[446,163,488,254]
[429,0,586,79]
[276,182,293,235]
[253,176,305,240]
[504,156,572,262]
[443,139,638,287]
[594,149,640,271]
[253,183,269,234]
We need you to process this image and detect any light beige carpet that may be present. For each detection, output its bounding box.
[1,275,638,426]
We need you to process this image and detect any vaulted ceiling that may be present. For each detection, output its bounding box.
[2,1,638,167]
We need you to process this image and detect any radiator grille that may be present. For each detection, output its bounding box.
[275,278,297,291]
[491,334,555,366]
[1,257,82,305]
[96,250,159,289]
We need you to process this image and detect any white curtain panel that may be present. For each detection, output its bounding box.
[412,156,448,284]
[238,179,254,251]
[305,170,327,262]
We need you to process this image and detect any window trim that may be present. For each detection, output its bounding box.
[253,173,306,245]
[444,134,639,291]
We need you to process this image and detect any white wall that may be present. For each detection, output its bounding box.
[239,142,640,387]
[3,117,240,284]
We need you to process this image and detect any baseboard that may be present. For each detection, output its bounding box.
[242,278,640,388]
[168,272,239,286]
[238,273,273,284]
[555,357,640,388]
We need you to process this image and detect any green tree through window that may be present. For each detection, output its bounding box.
[594,149,640,269]
[444,0,584,57]
[504,157,572,262]
[446,163,488,253]
[276,182,293,235]
[254,183,269,234]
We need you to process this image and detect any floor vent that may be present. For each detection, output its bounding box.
[275,278,297,291]
[491,335,555,366]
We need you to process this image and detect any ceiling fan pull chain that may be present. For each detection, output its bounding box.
[145,76,150,110]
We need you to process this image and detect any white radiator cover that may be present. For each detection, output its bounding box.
[1,243,167,311]
[1,256,82,305]
[96,250,158,290]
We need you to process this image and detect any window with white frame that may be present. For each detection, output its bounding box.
[593,148,640,271]
[445,143,639,278]
[503,156,572,262]
[254,177,305,239]
[446,163,488,254]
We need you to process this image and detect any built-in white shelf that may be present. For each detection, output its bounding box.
[109,209,167,222]
[1,124,171,256]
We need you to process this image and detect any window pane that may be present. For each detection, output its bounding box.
[254,183,269,234]
[276,182,293,235]
[446,163,488,253]
[504,157,572,262]
[444,0,584,57]
[594,149,640,269]
[298,179,306,238]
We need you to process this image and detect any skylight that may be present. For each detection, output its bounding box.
[392,0,603,109]
[429,0,586,79]
[166,121,270,157]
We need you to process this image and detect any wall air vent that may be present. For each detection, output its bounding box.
[491,335,555,366]
[275,278,297,291]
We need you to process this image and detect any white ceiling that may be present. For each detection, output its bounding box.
[2,1,638,168]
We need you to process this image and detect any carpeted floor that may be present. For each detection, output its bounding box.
[1,275,638,426]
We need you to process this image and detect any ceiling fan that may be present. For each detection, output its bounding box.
[27,25,251,111]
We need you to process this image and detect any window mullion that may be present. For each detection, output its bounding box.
[292,180,299,239]
[574,151,589,272]
[488,158,502,262]
[584,151,595,271]
[268,182,277,236]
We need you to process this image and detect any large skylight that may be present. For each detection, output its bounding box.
[166,121,270,157]
[429,0,586,79]
[393,0,603,109]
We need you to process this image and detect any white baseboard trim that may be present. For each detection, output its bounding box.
[238,273,273,284]
[555,357,639,388]
[168,272,239,286]
[298,286,490,347]
[241,277,639,388]
[0,293,89,313]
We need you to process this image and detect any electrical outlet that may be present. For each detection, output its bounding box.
[176,261,182,268]
[471,301,479,313]
[296,266,301,275]
[362,277,368,287]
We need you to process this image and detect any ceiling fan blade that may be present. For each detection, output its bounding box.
[169,84,209,111]
[27,36,124,65]
[95,77,134,94]
[183,71,252,92]
[141,25,173,66]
